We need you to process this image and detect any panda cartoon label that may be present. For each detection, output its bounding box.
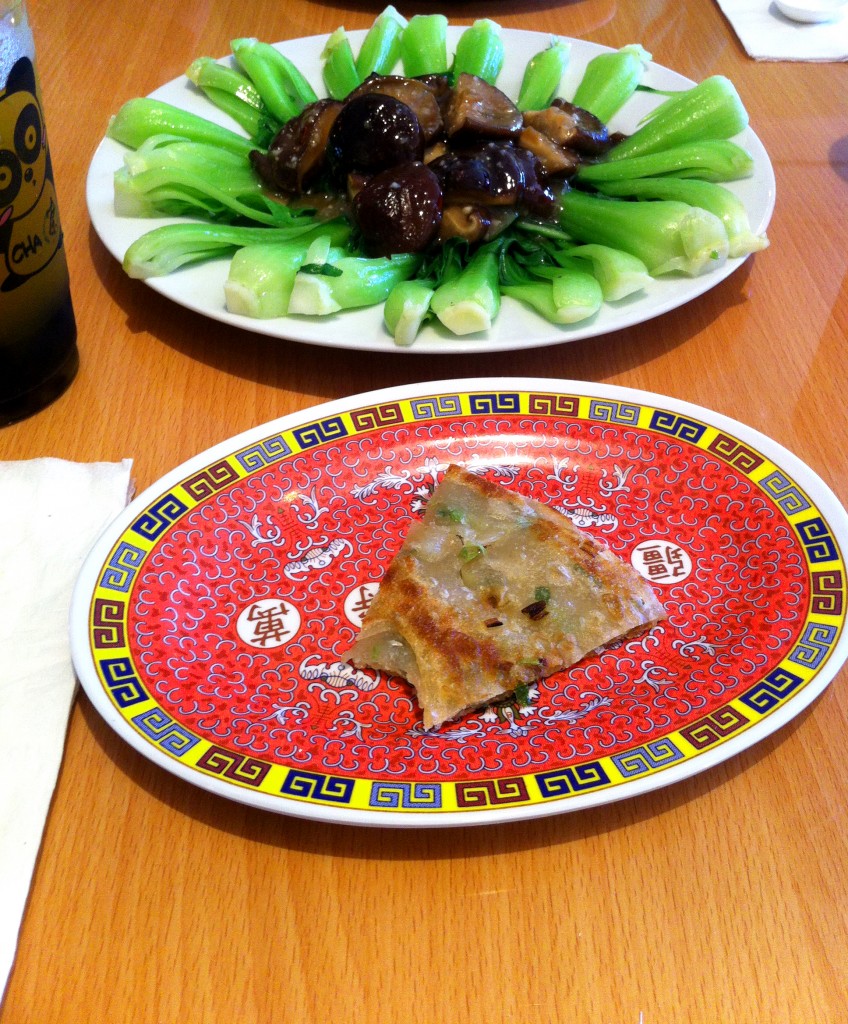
[0,56,63,292]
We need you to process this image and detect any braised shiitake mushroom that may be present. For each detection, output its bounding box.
[518,126,581,178]
[352,161,443,256]
[250,72,616,255]
[429,142,524,207]
[250,99,342,193]
[429,141,555,218]
[444,73,523,140]
[347,75,444,143]
[327,93,425,179]
[524,100,613,156]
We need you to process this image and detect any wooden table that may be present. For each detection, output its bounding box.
[2,1,846,1020]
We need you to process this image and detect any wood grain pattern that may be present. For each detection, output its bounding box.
[1,1,846,1020]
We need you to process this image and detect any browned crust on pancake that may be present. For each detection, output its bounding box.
[393,574,512,674]
[346,464,666,729]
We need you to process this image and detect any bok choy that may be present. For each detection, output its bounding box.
[605,76,749,162]
[124,218,348,278]
[594,177,768,258]
[113,136,298,225]
[559,190,730,277]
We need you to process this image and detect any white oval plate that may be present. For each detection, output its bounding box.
[86,28,776,355]
[70,378,846,827]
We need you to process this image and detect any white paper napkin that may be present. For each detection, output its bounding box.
[0,457,133,1003]
[715,0,848,60]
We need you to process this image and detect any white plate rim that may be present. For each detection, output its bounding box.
[70,376,847,828]
[86,27,777,355]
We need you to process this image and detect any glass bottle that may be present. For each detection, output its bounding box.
[1,0,78,426]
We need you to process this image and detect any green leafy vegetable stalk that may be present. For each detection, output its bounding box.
[221,221,353,318]
[502,268,603,324]
[124,218,348,278]
[400,14,449,77]
[577,139,755,184]
[571,44,652,124]
[383,279,436,347]
[517,37,571,111]
[430,245,500,335]
[186,57,280,146]
[594,177,768,258]
[114,136,296,226]
[321,27,361,100]
[497,232,603,324]
[558,243,651,302]
[606,75,749,162]
[356,6,407,78]
[287,239,421,314]
[559,189,730,277]
[452,19,505,85]
[108,98,255,158]
[231,37,318,121]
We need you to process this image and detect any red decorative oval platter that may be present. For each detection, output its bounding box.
[70,379,848,826]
